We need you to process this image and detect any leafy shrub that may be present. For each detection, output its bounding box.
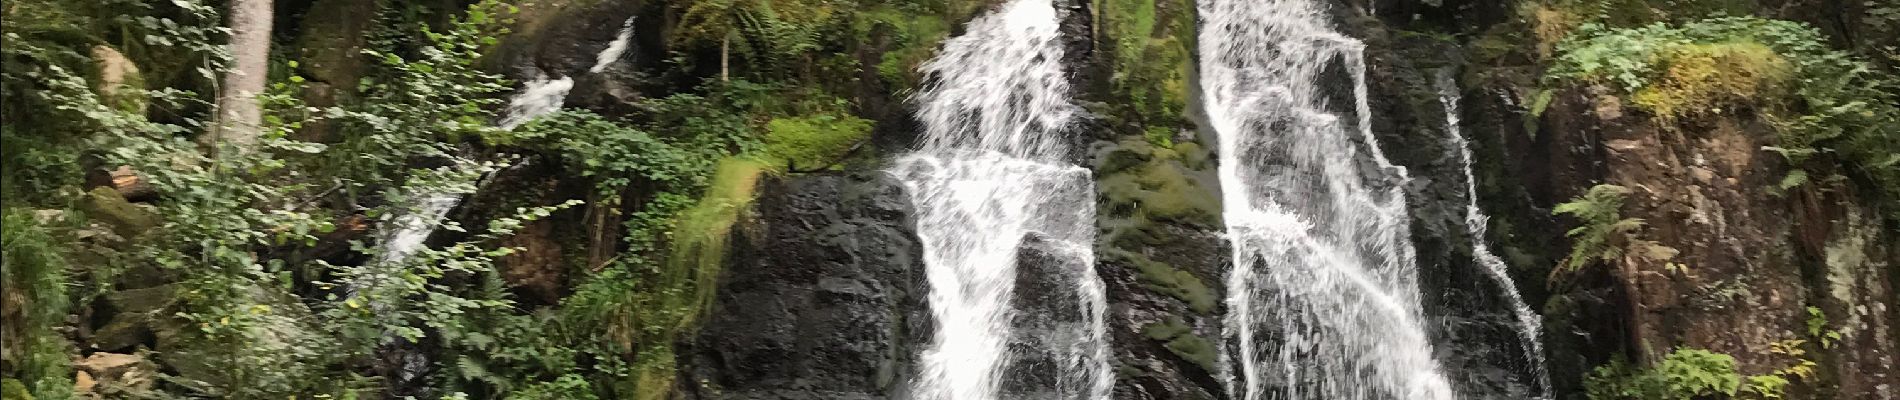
[510,111,700,198]
[1585,348,1743,399]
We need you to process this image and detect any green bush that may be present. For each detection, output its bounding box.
[1585,348,1744,399]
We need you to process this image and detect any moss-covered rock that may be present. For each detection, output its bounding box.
[1106,249,1215,314]
[80,187,157,237]
[88,45,145,113]
[1096,138,1219,227]
[1138,316,1217,373]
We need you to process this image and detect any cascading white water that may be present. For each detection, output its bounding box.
[368,193,463,268]
[498,75,575,130]
[890,0,1110,398]
[1198,0,1457,399]
[1436,69,1551,399]
[590,17,637,73]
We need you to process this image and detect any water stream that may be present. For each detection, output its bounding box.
[890,0,1111,398]
[1198,0,1457,398]
[1437,68,1551,399]
[370,22,638,272]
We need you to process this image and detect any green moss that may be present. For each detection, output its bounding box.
[1172,141,1207,169]
[1107,249,1216,313]
[81,186,157,236]
[763,113,872,171]
[1114,364,1143,377]
[1142,126,1175,148]
[1630,43,1792,119]
[668,158,765,328]
[1138,315,1216,373]
[1164,334,1218,372]
[630,158,767,400]
[1141,316,1193,340]
[1099,138,1218,227]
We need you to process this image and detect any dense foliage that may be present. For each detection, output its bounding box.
[0,0,885,397]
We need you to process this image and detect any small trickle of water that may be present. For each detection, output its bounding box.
[892,0,1110,398]
[1436,68,1551,399]
[1198,0,1456,398]
[370,193,463,267]
[590,17,637,73]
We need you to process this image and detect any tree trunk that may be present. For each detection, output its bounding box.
[205,0,274,156]
[720,33,731,82]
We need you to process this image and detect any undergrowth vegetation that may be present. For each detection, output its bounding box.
[0,0,884,397]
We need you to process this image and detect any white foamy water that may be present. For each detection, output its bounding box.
[590,17,637,73]
[1198,0,1457,398]
[370,193,463,267]
[891,0,1110,398]
[497,76,575,129]
[1436,68,1550,399]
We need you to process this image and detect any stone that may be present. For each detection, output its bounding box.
[73,352,155,392]
[72,371,95,395]
[89,45,145,113]
[79,187,157,238]
[88,285,178,352]
[1690,166,1716,184]
[679,173,926,400]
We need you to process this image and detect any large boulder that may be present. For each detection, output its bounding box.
[679,172,928,400]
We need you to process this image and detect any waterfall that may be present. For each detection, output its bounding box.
[889,0,1110,398]
[367,22,639,271]
[1436,69,1551,399]
[498,75,575,130]
[366,193,463,271]
[1197,0,1457,398]
[590,17,637,73]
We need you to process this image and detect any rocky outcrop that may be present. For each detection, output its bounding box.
[680,173,927,400]
[1523,85,1898,398]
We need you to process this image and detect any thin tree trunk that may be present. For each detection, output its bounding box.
[206,0,274,156]
[719,33,731,82]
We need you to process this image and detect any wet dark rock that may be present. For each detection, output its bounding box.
[680,172,927,400]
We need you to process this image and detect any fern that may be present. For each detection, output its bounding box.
[1554,184,1675,270]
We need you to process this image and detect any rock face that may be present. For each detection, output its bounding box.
[680,173,927,400]
[1523,86,1899,398]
